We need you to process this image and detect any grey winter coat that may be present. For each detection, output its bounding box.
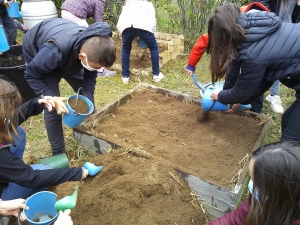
[218,11,300,104]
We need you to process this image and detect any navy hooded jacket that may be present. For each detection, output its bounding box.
[22,18,112,100]
[218,11,300,105]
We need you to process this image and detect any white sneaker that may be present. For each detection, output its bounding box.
[153,72,164,83]
[265,94,284,114]
[122,77,130,84]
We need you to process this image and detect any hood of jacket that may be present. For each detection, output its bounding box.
[238,10,281,45]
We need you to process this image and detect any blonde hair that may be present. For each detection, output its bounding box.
[0,76,23,144]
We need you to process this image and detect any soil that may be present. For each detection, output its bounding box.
[112,35,167,70]
[11,89,263,225]
[0,54,25,67]
[68,98,89,114]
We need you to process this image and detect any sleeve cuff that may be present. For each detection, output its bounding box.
[185,64,196,72]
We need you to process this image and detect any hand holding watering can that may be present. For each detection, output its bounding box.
[210,88,246,113]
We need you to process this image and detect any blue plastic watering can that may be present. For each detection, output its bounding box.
[191,74,251,112]
[137,37,148,49]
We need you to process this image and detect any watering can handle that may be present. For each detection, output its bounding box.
[75,87,85,115]
[17,210,22,225]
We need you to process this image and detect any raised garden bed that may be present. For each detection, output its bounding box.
[66,83,271,222]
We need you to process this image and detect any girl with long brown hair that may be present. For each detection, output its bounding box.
[207,3,300,143]
[206,141,300,225]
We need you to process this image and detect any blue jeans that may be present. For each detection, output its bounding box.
[281,92,300,143]
[1,127,50,200]
[121,27,160,77]
[1,164,50,200]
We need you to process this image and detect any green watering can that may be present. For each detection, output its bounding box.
[55,185,78,212]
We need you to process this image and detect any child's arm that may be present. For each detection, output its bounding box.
[204,198,250,225]
[93,0,106,22]
[185,33,209,75]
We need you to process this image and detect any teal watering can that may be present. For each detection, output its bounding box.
[191,74,251,112]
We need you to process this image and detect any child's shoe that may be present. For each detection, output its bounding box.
[153,72,164,83]
[265,94,284,114]
[122,77,130,84]
[97,68,116,78]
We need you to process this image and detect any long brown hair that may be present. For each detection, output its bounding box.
[206,3,246,83]
[245,141,300,225]
[0,76,23,144]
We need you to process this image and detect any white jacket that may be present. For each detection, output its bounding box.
[117,0,156,34]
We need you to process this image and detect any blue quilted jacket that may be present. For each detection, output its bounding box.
[218,11,300,104]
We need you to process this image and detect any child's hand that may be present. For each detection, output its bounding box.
[53,97,69,115]
[38,96,69,114]
[210,90,220,100]
[3,0,9,7]
[82,168,89,179]
[0,199,28,217]
[226,103,240,114]
[54,209,73,225]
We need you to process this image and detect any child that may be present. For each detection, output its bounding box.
[22,18,116,156]
[0,77,89,202]
[117,0,164,84]
[0,0,17,46]
[205,141,300,224]
[61,0,116,78]
[207,3,300,143]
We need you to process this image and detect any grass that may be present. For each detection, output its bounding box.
[15,30,294,165]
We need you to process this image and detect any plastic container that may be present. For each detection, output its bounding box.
[38,153,69,169]
[0,45,37,102]
[22,191,59,225]
[0,25,9,52]
[137,37,148,49]
[84,162,103,176]
[200,81,252,111]
[63,91,94,128]
[6,1,20,18]
[21,0,58,29]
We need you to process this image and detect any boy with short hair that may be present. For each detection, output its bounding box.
[23,18,116,155]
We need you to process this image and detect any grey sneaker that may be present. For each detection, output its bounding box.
[153,72,164,83]
[97,69,116,78]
